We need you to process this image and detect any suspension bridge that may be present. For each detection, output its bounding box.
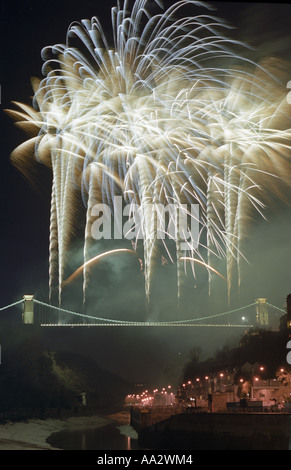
[0,295,286,328]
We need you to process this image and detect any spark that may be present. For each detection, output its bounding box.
[180,256,226,280]
[62,248,137,287]
[6,0,291,314]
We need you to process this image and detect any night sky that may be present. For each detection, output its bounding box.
[1,1,291,385]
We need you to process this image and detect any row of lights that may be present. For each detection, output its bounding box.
[182,365,276,387]
[182,373,226,387]
[126,385,173,403]
[128,367,288,403]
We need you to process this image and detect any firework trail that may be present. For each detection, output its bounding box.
[6,0,291,313]
[61,248,138,287]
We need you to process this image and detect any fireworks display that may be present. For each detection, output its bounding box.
[6,0,291,314]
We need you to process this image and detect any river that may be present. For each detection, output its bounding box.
[47,417,142,450]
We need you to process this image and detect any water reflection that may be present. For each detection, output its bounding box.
[47,423,141,450]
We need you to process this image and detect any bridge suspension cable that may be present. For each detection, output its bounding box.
[0,299,24,312]
[0,297,286,328]
[266,302,286,314]
[34,299,256,327]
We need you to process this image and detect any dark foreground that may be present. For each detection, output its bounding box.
[136,412,291,450]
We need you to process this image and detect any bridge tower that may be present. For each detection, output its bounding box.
[255,298,269,326]
[22,295,34,324]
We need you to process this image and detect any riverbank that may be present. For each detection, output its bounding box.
[0,414,116,450]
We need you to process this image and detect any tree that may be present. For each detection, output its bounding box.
[188,347,201,364]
